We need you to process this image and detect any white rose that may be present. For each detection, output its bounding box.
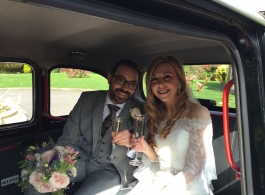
[34,153,41,161]
[36,162,41,167]
[41,150,55,162]
[21,169,28,177]
[130,107,142,118]
[55,146,67,156]
[71,167,77,177]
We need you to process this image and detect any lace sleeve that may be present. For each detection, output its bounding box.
[161,120,216,194]
[183,121,212,186]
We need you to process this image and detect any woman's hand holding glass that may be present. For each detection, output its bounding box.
[130,135,147,153]
[131,135,158,163]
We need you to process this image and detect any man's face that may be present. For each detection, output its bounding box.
[107,65,139,104]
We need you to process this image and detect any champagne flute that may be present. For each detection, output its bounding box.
[129,115,145,166]
[105,114,122,163]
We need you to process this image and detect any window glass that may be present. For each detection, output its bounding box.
[50,68,108,116]
[0,62,32,125]
[142,64,235,108]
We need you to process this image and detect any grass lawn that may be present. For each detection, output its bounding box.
[0,73,32,87]
[190,80,235,108]
[0,73,235,108]
[0,73,109,89]
[50,72,109,89]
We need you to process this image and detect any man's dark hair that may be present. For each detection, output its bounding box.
[110,59,141,82]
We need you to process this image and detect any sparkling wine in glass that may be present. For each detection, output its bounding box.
[105,115,122,163]
[129,115,145,166]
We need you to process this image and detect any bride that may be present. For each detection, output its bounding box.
[128,56,217,195]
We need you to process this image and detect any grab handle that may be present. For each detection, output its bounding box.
[0,142,20,153]
[222,79,240,180]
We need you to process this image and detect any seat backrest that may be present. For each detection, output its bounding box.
[198,98,216,108]
[211,112,241,195]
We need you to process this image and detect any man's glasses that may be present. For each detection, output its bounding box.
[112,74,138,90]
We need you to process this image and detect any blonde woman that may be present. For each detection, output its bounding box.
[129,56,217,195]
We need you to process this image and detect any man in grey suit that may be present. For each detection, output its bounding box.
[57,59,143,195]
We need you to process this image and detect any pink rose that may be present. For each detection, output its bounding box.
[69,148,75,154]
[75,150,79,156]
[49,172,70,189]
[72,150,79,158]
[37,182,56,193]
[65,146,78,155]
[29,171,42,187]
[64,155,74,165]
[26,154,36,161]
[41,150,55,162]
[55,146,67,156]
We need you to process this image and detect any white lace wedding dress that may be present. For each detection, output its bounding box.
[128,117,217,195]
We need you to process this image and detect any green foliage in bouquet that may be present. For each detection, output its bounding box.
[17,138,79,195]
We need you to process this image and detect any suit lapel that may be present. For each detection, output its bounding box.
[92,91,106,152]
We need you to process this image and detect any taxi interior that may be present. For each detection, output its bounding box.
[1,0,258,194]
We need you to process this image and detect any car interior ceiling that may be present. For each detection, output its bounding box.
[0,0,232,74]
[0,0,237,123]
[0,0,237,117]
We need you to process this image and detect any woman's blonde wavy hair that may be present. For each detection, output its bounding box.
[145,56,189,147]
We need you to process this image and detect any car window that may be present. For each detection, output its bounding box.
[142,64,235,108]
[0,62,32,125]
[50,68,108,116]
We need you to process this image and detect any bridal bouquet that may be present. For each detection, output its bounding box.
[17,138,79,195]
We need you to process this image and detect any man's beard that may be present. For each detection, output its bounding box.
[109,88,132,104]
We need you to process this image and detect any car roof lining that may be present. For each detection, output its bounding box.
[0,0,232,74]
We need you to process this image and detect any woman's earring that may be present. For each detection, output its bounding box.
[178,83,182,94]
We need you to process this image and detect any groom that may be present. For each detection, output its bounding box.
[56,59,144,195]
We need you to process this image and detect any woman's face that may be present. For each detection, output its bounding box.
[150,63,180,104]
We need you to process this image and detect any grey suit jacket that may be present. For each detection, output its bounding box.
[57,90,144,187]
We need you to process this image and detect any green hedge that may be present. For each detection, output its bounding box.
[23,64,32,73]
[0,63,31,73]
